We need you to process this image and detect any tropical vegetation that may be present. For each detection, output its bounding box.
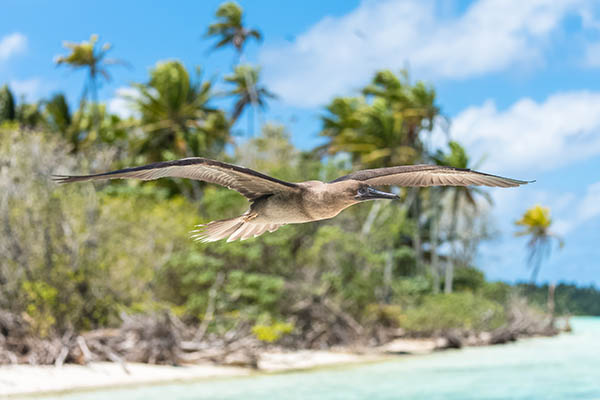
[0,1,583,367]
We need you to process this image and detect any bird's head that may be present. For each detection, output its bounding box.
[354,184,399,201]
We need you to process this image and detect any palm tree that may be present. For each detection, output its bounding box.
[224,65,275,134]
[515,205,564,282]
[362,70,438,153]
[321,70,440,275]
[130,61,229,162]
[205,1,261,60]
[55,34,125,130]
[321,71,438,168]
[206,2,266,136]
[433,141,492,293]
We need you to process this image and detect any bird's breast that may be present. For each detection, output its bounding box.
[251,191,345,224]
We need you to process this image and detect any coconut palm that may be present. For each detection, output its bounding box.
[224,65,275,134]
[321,70,440,275]
[205,1,261,59]
[362,70,438,151]
[130,61,229,162]
[322,71,438,168]
[55,34,126,130]
[433,141,492,293]
[515,205,564,283]
[206,2,267,135]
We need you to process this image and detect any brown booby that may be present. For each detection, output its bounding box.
[53,157,532,242]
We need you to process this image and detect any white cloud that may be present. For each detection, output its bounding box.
[9,78,42,99]
[486,180,600,237]
[583,41,600,67]
[107,87,139,119]
[576,181,600,221]
[450,91,600,175]
[548,181,600,235]
[0,33,27,62]
[260,0,588,107]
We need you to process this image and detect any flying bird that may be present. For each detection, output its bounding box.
[53,158,532,242]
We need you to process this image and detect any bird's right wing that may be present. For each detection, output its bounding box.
[53,157,300,200]
[331,165,532,188]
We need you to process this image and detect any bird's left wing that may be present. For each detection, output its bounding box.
[53,157,300,200]
[330,164,532,188]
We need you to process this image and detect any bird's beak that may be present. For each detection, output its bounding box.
[356,187,399,201]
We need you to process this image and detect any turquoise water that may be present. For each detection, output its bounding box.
[38,317,600,400]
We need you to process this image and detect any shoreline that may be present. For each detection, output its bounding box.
[0,335,539,398]
[0,350,393,398]
[0,334,561,398]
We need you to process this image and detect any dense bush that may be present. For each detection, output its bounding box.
[0,129,199,334]
[517,283,600,316]
[401,292,507,334]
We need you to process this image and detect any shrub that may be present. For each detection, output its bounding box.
[453,266,485,292]
[401,292,506,334]
[252,321,294,343]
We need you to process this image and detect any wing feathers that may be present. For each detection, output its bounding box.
[53,157,299,200]
[331,164,531,188]
[191,217,283,243]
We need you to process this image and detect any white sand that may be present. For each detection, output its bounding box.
[379,338,445,354]
[0,362,249,397]
[0,350,394,397]
[258,349,389,372]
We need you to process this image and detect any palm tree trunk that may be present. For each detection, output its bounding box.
[361,201,382,236]
[239,52,259,136]
[89,70,100,136]
[430,189,440,294]
[413,189,423,274]
[444,258,453,294]
[444,191,460,294]
[383,251,393,303]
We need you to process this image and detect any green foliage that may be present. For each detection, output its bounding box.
[515,205,564,282]
[22,281,59,337]
[0,20,560,350]
[321,69,439,168]
[131,61,229,161]
[518,283,600,316]
[16,101,44,128]
[391,276,430,305]
[363,304,404,327]
[225,271,285,314]
[0,84,16,122]
[206,1,261,54]
[432,140,493,293]
[224,65,275,126]
[481,281,513,305]
[55,34,124,104]
[452,266,485,292]
[44,93,72,135]
[401,292,506,334]
[0,129,200,332]
[252,321,294,343]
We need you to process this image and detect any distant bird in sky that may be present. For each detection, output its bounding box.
[54,158,532,242]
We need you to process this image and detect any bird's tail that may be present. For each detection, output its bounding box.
[191,214,282,243]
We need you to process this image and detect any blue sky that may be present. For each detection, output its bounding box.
[1,0,599,286]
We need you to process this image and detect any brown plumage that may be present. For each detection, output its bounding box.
[53,157,533,242]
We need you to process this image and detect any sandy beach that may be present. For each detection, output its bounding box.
[0,347,401,398]
[0,335,541,397]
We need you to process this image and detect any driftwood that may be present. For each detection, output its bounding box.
[0,309,263,368]
[0,294,562,368]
